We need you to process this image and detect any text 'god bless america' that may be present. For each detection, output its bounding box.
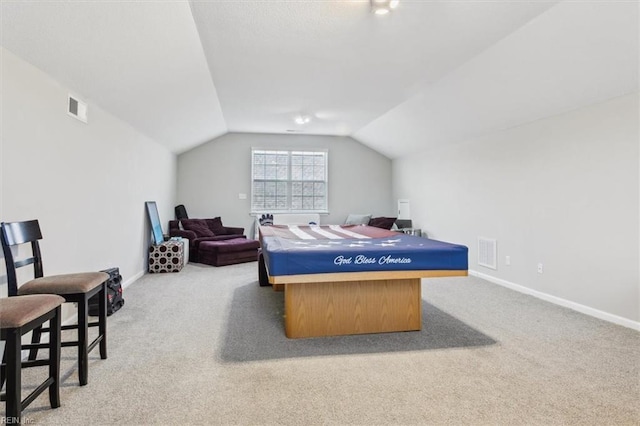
[334,254,412,266]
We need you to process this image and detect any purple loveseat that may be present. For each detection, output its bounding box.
[168,218,246,264]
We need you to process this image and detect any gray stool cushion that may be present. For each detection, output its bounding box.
[18,272,109,296]
[0,294,65,329]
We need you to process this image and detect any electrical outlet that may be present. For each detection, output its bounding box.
[537,263,544,274]
[505,256,511,266]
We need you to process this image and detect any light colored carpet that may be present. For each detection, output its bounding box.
[10,262,640,425]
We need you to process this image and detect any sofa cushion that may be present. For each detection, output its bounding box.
[345,213,372,225]
[199,238,260,253]
[199,239,259,267]
[193,235,245,247]
[368,217,397,230]
[180,219,215,237]
[205,217,226,235]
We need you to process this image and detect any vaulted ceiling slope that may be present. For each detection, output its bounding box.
[1,0,227,154]
[1,1,637,158]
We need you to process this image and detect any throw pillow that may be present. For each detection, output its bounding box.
[181,219,215,237]
[205,217,226,235]
[368,217,397,230]
[344,213,372,225]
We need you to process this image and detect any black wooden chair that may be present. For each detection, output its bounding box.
[175,204,188,220]
[0,220,109,386]
[1,294,64,422]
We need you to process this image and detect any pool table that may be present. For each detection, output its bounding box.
[259,224,468,338]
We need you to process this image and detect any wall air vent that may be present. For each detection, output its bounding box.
[67,94,88,123]
[478,237,497,270]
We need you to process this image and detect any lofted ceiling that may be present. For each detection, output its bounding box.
[1,0,637,158]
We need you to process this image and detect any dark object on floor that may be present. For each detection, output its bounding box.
[89,267,124,316]
[199,238,260,267]
[0,220,108,386]
[0,294,64,423]
[175,204,189,220]
[258,249,270,286]
[169,217,245,263]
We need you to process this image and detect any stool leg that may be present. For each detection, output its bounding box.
[27,325,43,360]
[0,344,6,389]
[77,297,89,386]
[49,306,61,409]
[6,329,22,422]
[98,283,108,360]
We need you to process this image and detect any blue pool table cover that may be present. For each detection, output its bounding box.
[259,225,468,276]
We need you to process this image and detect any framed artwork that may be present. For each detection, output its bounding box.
[145,201,164,245]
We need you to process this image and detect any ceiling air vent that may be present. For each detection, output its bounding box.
[67,94,88,123]
[478,237,497,270]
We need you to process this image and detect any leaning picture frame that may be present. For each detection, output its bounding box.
[145,201,164,245]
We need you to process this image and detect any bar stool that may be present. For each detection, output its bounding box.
[0,220,109,386]
[1,294,64,422]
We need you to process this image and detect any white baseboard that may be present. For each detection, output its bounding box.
[469,269,640,331]
[122,270,144,289]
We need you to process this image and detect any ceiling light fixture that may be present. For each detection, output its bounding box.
[294,115,311,125]
[371,0,399,15]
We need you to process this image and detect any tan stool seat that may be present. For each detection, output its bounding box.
[0,295,65,328]
[1,294,64,421]
[18,272,109,296]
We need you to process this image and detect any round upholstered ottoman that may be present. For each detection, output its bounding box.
[198,238,260,267]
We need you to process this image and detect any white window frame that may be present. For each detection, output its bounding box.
[251,148,329,214]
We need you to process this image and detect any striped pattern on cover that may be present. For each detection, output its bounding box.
[259,224,395,241]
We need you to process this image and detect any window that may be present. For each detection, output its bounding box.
[251,149,328,213]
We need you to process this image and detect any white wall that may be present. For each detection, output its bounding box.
[0,47,177,299]
[177,132,393,235]
[393,94,639,325]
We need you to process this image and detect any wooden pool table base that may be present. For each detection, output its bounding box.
[284,278,421,338]
[269,269,467,339]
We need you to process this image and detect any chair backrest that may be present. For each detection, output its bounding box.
[175,204,188,220]
[0,220,44,296]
